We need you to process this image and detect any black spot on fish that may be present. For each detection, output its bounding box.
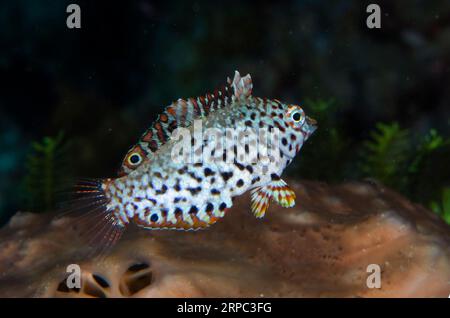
[154,172,162,178]
[150,214,159,222]
[251,176,261,184]
[204,168,215,177]
[246,165,253,173]
[205,203,214,214]
[271,173,280,181]
[234,162,245,171]
[189,206,198,214]
[221,171,233,182]
[282,137,288,146]
[188,187,202,195]
[156,184,168,195]
[236,179,244,187]
[188,172,202,183]
[219,202,227,211]
[174,208,183,217]
[211,189,220,195]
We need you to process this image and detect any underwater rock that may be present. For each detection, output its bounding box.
[0,181,449,297]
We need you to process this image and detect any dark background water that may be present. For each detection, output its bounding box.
[0,0,449,224]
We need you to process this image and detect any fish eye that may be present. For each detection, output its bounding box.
[128,153,142,165]
[291,110,304,124]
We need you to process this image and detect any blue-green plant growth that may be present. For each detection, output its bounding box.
[430,188,450,225]
[23,132,72,212]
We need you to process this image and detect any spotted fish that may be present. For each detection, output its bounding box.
[66,71,317,250]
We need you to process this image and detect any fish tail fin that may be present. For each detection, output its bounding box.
[55,178,125,259]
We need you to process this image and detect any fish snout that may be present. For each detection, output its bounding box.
[306,116,318,134]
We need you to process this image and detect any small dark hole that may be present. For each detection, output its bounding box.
[57,280,70,293]
[127,272,153,295]
[84,281,107,298]
[127,263,150,273]
[57,278,80,293]
[92,274,110,288]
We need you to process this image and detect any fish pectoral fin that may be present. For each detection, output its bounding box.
[250,186,272,218]
[268,179,296,208]
[250,180,296,217]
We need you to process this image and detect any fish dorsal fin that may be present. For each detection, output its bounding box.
[118,71,253,176]
[228,70,253,101]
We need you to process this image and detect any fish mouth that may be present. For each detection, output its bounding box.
[298,116,317,139]
[306,116,317,128]
[305,116,318,136]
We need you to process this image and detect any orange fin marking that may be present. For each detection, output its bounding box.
[250,187,271,218]
[250,179,296,218]
[268,179,296,208]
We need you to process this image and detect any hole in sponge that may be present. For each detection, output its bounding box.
[56,278,80,293]
[57,280,70,293]
[127,262,150,272]
[126,271,153,295]
[83,280,107,298]
[119,262,153,296]
[92,274,110,289]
